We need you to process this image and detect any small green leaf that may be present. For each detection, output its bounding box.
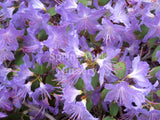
[32,63,42,75]
[78,0,87,6]
[109,102,119,116]
[38,29,48,41]
[156,90,160,97]
[84,51,93,61]
[45,74,57,86]
[149,66,160,76]
[103,116,116,120]
[86,99,93,111]
[152,103,160,110]
[0,23,2,28]
[41,62,48,73]
[133,25,149,39]
[31,80,40,91]
[139,25,149,39]
[148,37,158,48]
[113,62,126,79]
[67,26,70,32]
[47,7,56,16]
[74,78,85,90]
[14,51,24,66]
[91,72,99,89]
[98,0,110,6]
[152,46,160,62]
[57,63,65,70]
[4,113,21,120]
[101,89,109,101]
[99,53,107,59]
[111,57,119,63]
[146,92,153,101]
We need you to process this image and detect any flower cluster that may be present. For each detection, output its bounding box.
[0,0,160,120]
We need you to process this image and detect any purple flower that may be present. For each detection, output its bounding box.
[63,86,82,103]
[32,82,55,102]
[139,107,160,120]
[0,88,13,111]
[66,29,85,57]
[91,88,101,105]
[43,25,68,50]
[29,0,46,11]
[104,0,130,28]
[0,23,23,51]
[0,64,11,81]
[0,112,7,118]
[56,0,78,11]
[95,17,125,45]
[96,48,120,85]
[68,3,105,34]
[142,12,160,42]
[12,63,33,85]
[126,40,140,57]
[104,81,145,109]
[0,1,15,21]
[63,100,98,120]
[56,62,94,91]
[128,55,151,87]
[11,2,29,29]
[12,82,32,108]
[23,32,44,53]
[0,48,15,65]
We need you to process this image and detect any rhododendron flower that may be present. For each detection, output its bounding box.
[104,81,145,109]
[63,100,98,120]
[0,112,7,118]
[68,3,105,34]
[128,55,151,87]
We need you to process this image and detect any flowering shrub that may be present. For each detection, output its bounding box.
[1,0,160,120]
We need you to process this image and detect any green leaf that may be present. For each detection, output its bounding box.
[30,62,51,75]
[47,7,56,16]
[109,102,119,116]
[113,62,126,79]
[103,116,116,120]
[74,78,85,90]
[111,57,119,63]
[156,90,160,97]
[38,29,48,41]
[67,26,70,32]
[149,66,160,76]
[91,72,99,89]
[152,103,160,110]
[139,25,149,39]
[14,50,24,66]
[148,37,158,48]
[101,89,109,101]
[41,62,48,73]
[146,92,153,101]
[57,63,65,70]
[5,113,21,120]
[45,74,57,86]
[98,0,110,6]
[32,63,42,75]
[31,80,40,91]
[78,0,87,6]
[84,51,93,61]
[86,99,93,111]
[133,25,149,39]
[99,53,107,59]
[152,46,160,62]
